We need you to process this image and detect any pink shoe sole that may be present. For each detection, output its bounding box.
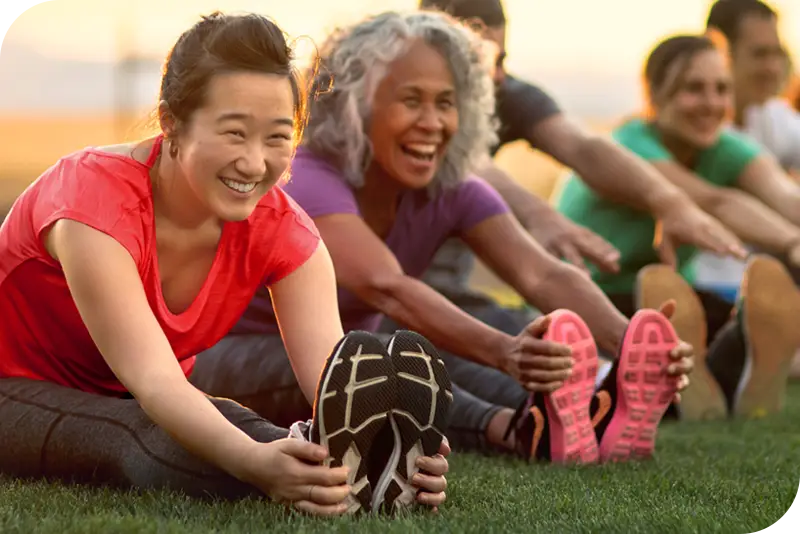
[599,310,679,463]
[542,310,600,464]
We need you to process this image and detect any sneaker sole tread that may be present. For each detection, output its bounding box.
[311,332,397,514]
[542,311,599,464]
[600,310,678,462]
[637,265,727,421]
[377,331,453,514]
[737,256,800,418]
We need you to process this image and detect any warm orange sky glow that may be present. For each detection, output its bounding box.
[3,0,799,75]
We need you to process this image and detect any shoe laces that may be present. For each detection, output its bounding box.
[289,419,313,441]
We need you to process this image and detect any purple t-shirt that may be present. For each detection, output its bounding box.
[232,147,510,334]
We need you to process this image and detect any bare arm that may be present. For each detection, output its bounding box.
[462,213,628,354]
[270,241,344,403]
[474,155,554,230]
[47,220,259,482]
[529,115,746,264]
[737,154,800,228]
[313,213,509,369]
[474,157,620,273]
[272,237,449,509]
[652,160,800,253]
[529,114,687,217]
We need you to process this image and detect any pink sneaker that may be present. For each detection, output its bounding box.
[504,310,600,463]
[595,310,680,462]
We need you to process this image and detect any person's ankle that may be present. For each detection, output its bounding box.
[486,408,515,450]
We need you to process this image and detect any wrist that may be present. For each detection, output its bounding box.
[597,315,628,356]
[517,198,554,232]
[646,187,687,220]
[223,436,263,484]
[783,234,800,254]
[487,331,515,371]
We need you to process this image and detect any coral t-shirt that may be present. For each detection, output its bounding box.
[0,136,320,396]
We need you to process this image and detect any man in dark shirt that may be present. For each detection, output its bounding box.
[415,0,747,333]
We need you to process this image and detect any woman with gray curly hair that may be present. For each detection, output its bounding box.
[199,10,694,468]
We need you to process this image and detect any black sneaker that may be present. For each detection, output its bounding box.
[308,331,398,514]
[708,255,800,418]
[373,330,453,514]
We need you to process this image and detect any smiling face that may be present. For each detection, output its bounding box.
[367,39,459,190]
[654,49,733,149]
[169,71,296,222]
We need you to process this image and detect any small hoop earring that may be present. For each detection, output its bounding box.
[168,139,179,159]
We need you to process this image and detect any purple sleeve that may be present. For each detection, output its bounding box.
[280,149,360,218]
[450,175,511,234]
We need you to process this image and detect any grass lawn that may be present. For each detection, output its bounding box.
[1,385,799,534]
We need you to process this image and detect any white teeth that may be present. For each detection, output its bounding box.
[405,143,436,155]
[221,178,257,193]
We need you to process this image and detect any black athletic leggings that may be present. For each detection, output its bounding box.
[0,336,305,500]
[0,330,513,499]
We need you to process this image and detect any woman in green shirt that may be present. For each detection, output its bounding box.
[556,34,800,422]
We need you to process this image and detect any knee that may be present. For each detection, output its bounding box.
[209,397,255,421]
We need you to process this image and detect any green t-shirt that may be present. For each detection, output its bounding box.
[555,118,762,294]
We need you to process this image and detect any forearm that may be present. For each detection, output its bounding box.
[520,261,628,354]
[367,276,511,368]
[573,136,686,217]
[135,377,260,481]
[476,161,554,230]
[768,194,800,229]
[707,191,800,252]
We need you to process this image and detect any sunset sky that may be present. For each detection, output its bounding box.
[0,0,798,197]
[3,0,798,74]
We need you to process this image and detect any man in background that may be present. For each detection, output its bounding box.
[706,0,800,172]
[702,0,800,378]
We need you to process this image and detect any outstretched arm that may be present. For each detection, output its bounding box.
[270,236,450,510]
[529,115,746,265]
[47,220,351,513]
[531,114,685,214]
[737,154,800,228]
[270,241,344,403]
[313,213,509,369]
[462,212,628,354]
[652,159,800,256]
[475,156,620,273]
[46,219,262,481]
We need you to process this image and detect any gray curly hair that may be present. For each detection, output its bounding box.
[304,10,498,192]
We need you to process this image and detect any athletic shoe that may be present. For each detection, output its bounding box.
[593,309,680,462]
[374,330,453,514]
[504,310,599,464]
[636,264,727,421]
[708,255,800,418]
[306,331,398,514]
